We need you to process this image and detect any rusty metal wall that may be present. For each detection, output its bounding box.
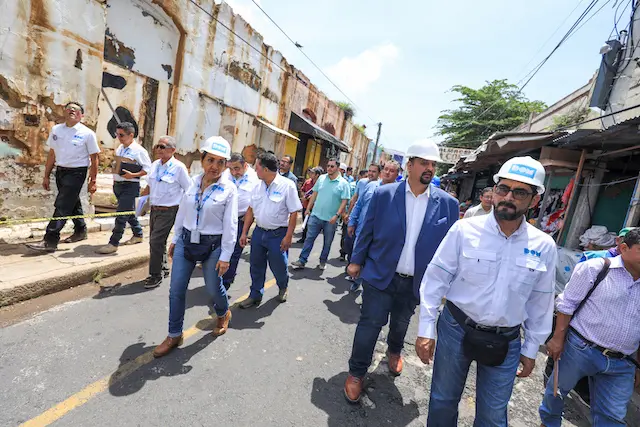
[1,0,373,221]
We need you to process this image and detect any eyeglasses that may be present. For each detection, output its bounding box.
[66,106,82,112]
[494,184,534,200]
[155,145,167,150]
[327,164,337,168]
[116,133,127,138]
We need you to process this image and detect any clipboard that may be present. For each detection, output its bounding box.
[113,156,142,175]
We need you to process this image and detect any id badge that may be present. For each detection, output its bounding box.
[190,229,201,244]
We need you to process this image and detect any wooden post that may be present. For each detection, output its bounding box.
[536,171,554,228]
[556,149,587,244]
[624,172,640,227]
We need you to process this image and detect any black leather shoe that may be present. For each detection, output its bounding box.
[25,241,57,253]
[61,231,87,244]
[239,297,262,309]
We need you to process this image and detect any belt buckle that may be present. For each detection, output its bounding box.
[475,324,493,332]
[397,273,411,278]
[602,349,613,357]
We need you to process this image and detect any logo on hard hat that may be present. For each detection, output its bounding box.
[509,164,536,179]
[210,142,228,153]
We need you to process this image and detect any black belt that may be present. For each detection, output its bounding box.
[570,327,640,369]
[446,301,520,339]
[56,166,88,171]
[238,214,245,222]
[151,205,179,211]
[257,225,287,232]
[396,273,413,279]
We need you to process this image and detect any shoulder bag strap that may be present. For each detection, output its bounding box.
[573,257,611,317]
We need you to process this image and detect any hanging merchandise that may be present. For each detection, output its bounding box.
[578,225,616,249]
[561,177,574,206]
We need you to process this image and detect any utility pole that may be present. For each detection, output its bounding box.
[372,122,382,163]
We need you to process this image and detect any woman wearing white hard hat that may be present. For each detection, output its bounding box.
[153,136,238,358]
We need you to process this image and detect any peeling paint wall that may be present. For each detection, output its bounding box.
[0,0,105,220]
[1,0,371,221]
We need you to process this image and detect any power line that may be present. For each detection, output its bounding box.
[187,0,289,74]
[443,0,611,145]
[247,0,378,125]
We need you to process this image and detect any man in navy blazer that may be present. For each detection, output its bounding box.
[343,140,459,403]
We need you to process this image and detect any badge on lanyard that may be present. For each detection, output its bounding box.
[194,180,221,243]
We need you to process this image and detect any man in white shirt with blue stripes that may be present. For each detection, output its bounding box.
[416,156,558,426]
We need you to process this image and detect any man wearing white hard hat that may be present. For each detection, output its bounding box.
[416,156,557,426]
[153,136,237,358]
[343,139,459,403]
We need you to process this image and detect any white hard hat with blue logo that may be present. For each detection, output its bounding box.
[201,136,231,160]
[493,156,546,194]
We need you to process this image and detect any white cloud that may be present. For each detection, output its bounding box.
[325,43,399,94]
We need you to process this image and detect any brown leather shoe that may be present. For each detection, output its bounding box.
[344,374,364,403]
[387,351,403,376]
[153,335,183,358]
[213,310,232,336]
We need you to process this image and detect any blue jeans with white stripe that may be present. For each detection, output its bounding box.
[539,329,635,426]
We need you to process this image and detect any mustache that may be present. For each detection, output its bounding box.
[497,201,517,210]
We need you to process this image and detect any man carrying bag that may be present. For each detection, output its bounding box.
[416,156,558,426]
[540,228,640,426]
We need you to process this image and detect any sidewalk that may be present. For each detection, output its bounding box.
[0,226,151,307]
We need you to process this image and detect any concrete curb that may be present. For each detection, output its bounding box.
[0,253,149,308]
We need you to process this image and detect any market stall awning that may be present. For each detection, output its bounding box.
[453,131,567,172]
[289,112,351,152]
[255,117,299,141]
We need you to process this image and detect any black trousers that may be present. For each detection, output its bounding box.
[44,167,88,245]
[149,206,179,277]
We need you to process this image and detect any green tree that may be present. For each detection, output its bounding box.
[436,80,546,149]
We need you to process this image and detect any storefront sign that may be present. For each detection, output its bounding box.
[440,147,474,164]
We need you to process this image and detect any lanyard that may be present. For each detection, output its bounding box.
[195,180,222,229]
[156,161,174,182]
[121,146,132,157]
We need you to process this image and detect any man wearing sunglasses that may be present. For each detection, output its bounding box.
[416,156,557,426]
[141,136,192,289]
[27,102,100,253]
[97,122,152,254]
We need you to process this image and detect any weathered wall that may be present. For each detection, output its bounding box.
[0,0,105,220]
[1,0,371,221]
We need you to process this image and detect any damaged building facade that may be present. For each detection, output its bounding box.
[0,0,371,220]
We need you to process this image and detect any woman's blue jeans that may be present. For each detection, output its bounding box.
[168,232,229,337]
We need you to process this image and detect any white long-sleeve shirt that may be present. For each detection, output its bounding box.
[396,184,430,275]
[172,173,238,262]
[418,213,558,359]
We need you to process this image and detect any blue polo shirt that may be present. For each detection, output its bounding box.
[311,174,351,221]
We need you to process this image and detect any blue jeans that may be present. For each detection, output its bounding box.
[348,275,419,377]
[298,215,337,264]
[109,181,143,246]
[168,232,229,337]
[539,329,635,426]
[222,217,245,289]
[427,305,521,427]
[249,226,289,300]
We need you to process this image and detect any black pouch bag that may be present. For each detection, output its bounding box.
[182,230,221,263]
[463,327,511,367]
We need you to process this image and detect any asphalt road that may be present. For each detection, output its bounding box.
[1,230,593,427]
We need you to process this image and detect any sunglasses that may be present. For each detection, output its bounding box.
[327,164,337,168]
[494,184,534,201]
[155,145,168,150]
[116,133,127,138]
[66,106,82,112]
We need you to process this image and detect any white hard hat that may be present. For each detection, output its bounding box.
[493,156,546,194]
[406,139,442,162]
[339,162,347,171]
[200,136,231,160]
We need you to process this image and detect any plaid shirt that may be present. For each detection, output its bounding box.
[557,255,640,355]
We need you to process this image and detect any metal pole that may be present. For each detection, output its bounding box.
[556,149,587,244]
[623,171,640,227]
[101,88,121,124]
[372,122,382,163]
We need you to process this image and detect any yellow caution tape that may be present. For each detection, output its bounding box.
[0,211,137,226]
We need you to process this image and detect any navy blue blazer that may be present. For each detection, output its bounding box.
[350,181,459,297]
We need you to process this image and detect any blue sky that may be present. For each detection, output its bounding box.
[221,0,632,153]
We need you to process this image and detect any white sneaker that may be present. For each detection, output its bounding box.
[318,262,326,270]
[291,260,306,269]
